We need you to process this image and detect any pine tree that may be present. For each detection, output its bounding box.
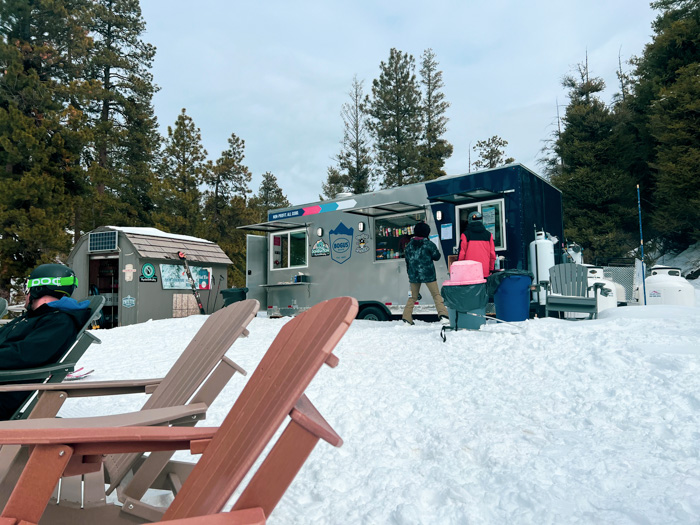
[365,48,423,188]
[337,76,373,194]
[0,0,92,291]
[628,0,700,249]
[418,49,453,180]
[320,166,346,200]
[202,132,252,232]
[153,109,208,236]
[551,61,637,259]
[79,0,159,230]
[472,136,515,169]
[249,171,290,222]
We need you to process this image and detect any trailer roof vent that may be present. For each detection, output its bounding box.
[88,230,118,252]
[336,192,354,198]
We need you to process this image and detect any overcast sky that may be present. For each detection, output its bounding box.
[140,1,658,206]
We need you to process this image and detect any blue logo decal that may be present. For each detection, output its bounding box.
[122,295,136,308]
[329,222,354,264]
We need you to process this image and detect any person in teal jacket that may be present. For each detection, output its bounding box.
[402,222,450,326]
[0,264,90,419]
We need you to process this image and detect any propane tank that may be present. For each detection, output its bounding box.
[529,231,555,305]
[644,266,695,307]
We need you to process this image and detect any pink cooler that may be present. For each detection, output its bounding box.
[443,260,486,286]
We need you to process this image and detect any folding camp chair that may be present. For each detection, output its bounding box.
[0,296,357,525]
[542,263,610,319]
[0,299,259,512]
[0,296,106,420]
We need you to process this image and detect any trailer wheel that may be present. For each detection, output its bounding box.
[357,305,388,322]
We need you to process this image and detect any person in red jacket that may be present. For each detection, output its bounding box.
[457,211,496,278]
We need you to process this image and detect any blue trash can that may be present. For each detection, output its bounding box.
[493,274,532,322]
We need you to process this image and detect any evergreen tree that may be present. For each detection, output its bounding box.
[249,171,290,222]
[365,48,423,188]
[418,49,453,180]
[551,61,637,259]
[153,109,207,236]
[337,76,373,194]
[202,132,252,231]
[628,0,700,249]
[0,0,92,291]
[200,133,253,287]
[320,166,346,200]
[472,136,514,169]
[79,0,159,230]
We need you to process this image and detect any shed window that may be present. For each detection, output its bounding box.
[271,229,307,270]
[456,199,506,250]
[375,211,426,261]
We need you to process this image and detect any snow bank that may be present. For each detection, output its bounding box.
[56,300,700,524]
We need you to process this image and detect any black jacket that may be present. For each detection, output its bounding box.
[405,237,441,283]
[0,301,91,419]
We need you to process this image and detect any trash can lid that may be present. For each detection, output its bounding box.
[487,270,534,296]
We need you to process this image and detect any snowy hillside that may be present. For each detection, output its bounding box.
[59,293,700,524]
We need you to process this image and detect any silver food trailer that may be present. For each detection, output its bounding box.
[239,164,563,320]
[67,226,232,327]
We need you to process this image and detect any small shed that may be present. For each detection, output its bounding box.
[67,226,232,327]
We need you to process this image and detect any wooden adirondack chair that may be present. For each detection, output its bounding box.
[543,263,609,319]
[0,295,106,420]
[0,299,259,512]
[0,296,358,525]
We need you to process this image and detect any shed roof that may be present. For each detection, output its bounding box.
[98,226,232,265]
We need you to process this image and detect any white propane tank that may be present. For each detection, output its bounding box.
[644,265,696,307]
[585,265,618,313]
[529,231,555,305]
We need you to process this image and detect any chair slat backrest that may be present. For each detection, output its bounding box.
[549,263,588,297]
[103,299,259,487]
[162,296,358,521]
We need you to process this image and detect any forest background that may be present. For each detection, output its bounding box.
[1,0,698,292]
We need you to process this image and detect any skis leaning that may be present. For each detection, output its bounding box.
[178,251,206,315]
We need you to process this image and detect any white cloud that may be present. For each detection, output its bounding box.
[142,0,657,205]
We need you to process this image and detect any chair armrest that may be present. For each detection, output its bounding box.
[160,508,266,524]
[0,377,164,396]
[0,362,76,383]
[0,402,209,430]
[0,424,217,454]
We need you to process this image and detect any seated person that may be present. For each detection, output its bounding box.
[0,263,91,420]
[458,211,496,278]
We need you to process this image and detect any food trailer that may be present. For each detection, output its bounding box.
[239,164,563,320]
[67,226,232,327]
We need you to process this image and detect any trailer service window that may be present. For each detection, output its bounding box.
[456,199,506,250]
[271,230,307,270]
[375,212,426,260]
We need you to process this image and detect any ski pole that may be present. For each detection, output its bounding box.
[637,184,647,305]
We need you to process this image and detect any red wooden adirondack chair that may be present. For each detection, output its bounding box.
[0,296,358,525]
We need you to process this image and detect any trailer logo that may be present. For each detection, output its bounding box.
[329,222,354,264]
[355,233,369,253]
[311,239,330,257]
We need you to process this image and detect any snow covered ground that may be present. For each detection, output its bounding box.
[57,281,700,525]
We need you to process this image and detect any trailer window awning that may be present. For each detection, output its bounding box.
[428,188,502,204]
[343,201,425,217]
[237,220,306,232]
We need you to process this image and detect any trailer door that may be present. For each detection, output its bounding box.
[246,234,267,307]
